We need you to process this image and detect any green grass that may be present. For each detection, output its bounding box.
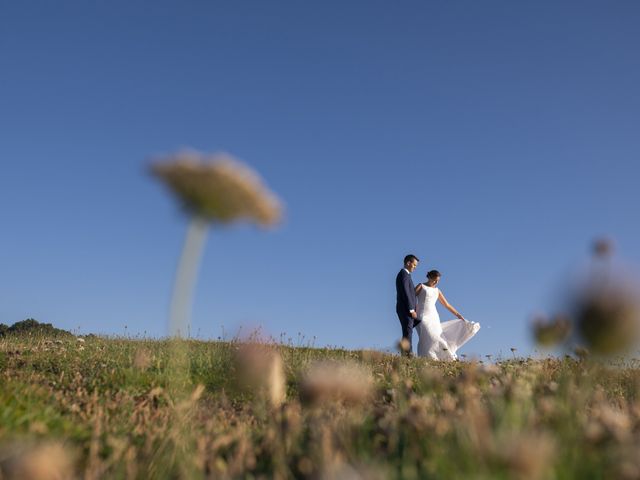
[1,334,639,479]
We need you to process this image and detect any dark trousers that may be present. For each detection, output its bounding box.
[397,309,420,355]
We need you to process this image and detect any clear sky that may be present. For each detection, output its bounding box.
[1,1,639,357]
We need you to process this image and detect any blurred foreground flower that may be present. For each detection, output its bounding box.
[300,361,373,406]
[576,237,640,355]
[532,315,572,348]
[397,338,411,355]
[151,151,282,226]
[133,347,152,370]
[0,442,74,480]
[150,151,284,475]
[491,431,556,480]
[531,238,640,357]
[574,286,640,355]
[234,343,286,409]
[151,151,283,338]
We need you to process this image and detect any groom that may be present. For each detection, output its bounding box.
[396,254,419,356]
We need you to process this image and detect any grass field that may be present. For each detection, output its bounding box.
[1,334,640,479]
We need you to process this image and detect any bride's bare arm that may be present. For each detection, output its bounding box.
[415,283,423,294]
[438,291,464,319]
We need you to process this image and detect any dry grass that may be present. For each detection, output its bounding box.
[1,335,640,479]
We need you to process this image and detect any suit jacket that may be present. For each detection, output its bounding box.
[395,269,416,314]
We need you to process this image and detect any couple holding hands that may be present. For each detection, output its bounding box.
[395,254,480,359]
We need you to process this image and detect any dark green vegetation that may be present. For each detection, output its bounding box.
[0,319,73,338]
[1,333,640,479]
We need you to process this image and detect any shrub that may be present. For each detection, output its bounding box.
[2,319,72,338]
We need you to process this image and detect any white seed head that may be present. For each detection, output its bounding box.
[0,442,75,480]
[300,361,373,406]
[151,151,283,227]
[235,344,286,408]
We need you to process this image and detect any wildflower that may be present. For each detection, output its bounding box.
[267,352,286,408]
[0,442,75,480]
[151,151,284,340]
[405,395,434,430]
[190,384,205,403]
[532,315,572,347]
[300,361,373,406]
[595,405,632,442]
[615,446,640,480]
[439,393,457,413]
[492,431,556,480]
[235,344,286,408]
[281,402,302,437]
[28,422,48,435]
[133,348,152,370]
[397,338,411,355]
[298,457,314,476]
[583,420,605,443]
[574,287,640,355]
[537,397,556,417]
[150,151,282,226]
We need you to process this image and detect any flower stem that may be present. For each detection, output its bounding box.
[169,215,209,338]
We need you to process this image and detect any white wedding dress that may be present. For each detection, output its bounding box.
[416,286,480,360]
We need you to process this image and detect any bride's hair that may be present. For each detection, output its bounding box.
[426,270,441,280]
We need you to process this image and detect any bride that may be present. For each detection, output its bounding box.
[415,270,480,360]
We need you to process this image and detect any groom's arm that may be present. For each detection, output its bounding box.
[402,274,416,313]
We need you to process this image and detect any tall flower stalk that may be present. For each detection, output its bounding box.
[151,151,283,474]
[151,151,283,341]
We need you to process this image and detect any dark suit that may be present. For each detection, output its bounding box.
[396,269,419,353]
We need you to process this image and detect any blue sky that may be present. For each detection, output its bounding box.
[1,1,639,357]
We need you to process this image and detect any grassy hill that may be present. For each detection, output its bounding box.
[1,333,639,479]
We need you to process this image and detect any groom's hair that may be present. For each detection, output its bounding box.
[404,254,419,265]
